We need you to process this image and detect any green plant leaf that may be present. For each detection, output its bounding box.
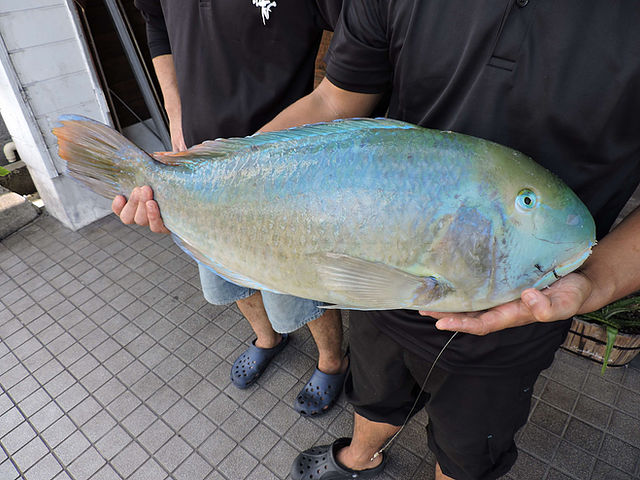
[0,165,10,177]
[601,325,619,374]
[578,292,640,332]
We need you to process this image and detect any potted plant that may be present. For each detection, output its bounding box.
[561,292,640,373]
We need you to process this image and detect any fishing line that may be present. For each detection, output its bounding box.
[370,330,459,462]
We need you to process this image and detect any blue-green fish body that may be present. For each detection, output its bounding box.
[54,116,595,312]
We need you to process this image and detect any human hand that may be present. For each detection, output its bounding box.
[169,119,187,152]
[420,271,594,335]
[111,185,170,234]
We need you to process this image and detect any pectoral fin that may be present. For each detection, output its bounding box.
[312,253,452,310]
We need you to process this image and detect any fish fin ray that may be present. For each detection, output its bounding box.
[53,115,151,198]
[242,118,419,147]
[312,253,452,309]
[171,234,284,294]
[152,144,228,167]
[154,118,419,164]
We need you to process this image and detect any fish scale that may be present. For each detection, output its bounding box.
[53,115,596,312]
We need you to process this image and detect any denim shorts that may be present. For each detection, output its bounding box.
[198,264,324,333]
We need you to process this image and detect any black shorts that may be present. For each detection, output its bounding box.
[345,313,553,480]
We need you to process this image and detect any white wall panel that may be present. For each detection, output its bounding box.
[10,39,84,86]
[24,72,97,117]
[0,6,72,51]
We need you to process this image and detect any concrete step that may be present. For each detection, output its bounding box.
[0,185,40,239]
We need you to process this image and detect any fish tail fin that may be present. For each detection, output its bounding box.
[53,114,153,198]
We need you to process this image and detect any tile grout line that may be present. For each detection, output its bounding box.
[11,284,261,479]
[0,381,75,480]
[0,434,24,480]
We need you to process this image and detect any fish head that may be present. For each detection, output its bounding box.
[485,145,597,294]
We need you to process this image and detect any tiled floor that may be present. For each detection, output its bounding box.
[1,213,639,480]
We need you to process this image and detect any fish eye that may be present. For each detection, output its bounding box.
[515,189,537,212]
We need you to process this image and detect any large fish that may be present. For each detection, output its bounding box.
[53,115,596,312]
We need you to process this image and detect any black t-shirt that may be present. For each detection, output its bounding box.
[134,0,342,146]
[326,0,640,374]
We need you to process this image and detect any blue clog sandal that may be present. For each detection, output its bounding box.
[290,437,387,479]
[295,362,347,416]
[230,333,289,389]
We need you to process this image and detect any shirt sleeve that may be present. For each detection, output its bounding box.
[313,0,342,31]
[325,0,392,94]
[134,0,171,58]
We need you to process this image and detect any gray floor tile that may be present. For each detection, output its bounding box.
[178,413,215,448]
[220,408,259,442]
[599,435,639,475]
[0,458,21,480]
[41,415,76,448]
[94,425,131,461]
[173,452,213,480]
[155,435,193,473]
[563,417,603,454]
[23,453,63,480]
[553,441,597,480]
[198,429,236,466]
[12,436,49,472]
[595,460,636,480]
[2,421,36,455]
[138,419,174,454]
[121,404,156,437]
[67,447,106,480]
[80,409,117,443]
[3,214,640,479]
[218,446,258,480]
[246,463,280,480]
[111,441,148,478]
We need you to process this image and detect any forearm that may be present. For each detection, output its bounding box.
[578,206,640,313]
[152,54,181,122]
[260,78,383,132]
[151,54,185,151]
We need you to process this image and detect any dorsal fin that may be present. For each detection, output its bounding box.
[152,143,229,166]
[152,118,417,167]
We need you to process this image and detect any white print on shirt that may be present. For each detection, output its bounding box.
[252,0,277,25]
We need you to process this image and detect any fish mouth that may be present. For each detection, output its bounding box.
[532,243,595,290]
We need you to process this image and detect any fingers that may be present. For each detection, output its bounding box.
[521,288,555,322]
[436,310,531,335]
[418,311,447,318]
[133,186,153,226]
[112,195,126,215]
[112,186,168,234]
[434,302,530,336]
[146,200,170,234]
[117,187,141,224]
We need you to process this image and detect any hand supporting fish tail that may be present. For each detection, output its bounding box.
[112,185,170,234]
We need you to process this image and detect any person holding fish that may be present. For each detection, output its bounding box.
[112,0,349,416]
[256,1,640,479]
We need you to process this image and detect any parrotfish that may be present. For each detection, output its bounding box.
[53,115,596,312]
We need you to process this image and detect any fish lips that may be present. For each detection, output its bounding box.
[531,244,594,290]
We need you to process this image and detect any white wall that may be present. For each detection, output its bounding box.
[0,0,113,230]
